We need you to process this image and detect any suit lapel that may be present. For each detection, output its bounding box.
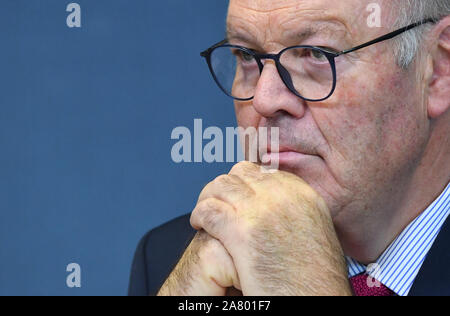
[409,216,450,296]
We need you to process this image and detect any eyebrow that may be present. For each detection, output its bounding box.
[225,29,254,44]
[292,23,347,42]
[296,27,318,41]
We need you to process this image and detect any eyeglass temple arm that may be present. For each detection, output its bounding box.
[336,18,438,56]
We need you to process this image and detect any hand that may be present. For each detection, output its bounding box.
[190,161,352,296]
[157,231,241,296]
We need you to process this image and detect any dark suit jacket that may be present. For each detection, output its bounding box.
[128,214,450,296]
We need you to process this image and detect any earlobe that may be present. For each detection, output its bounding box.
[427,24,450,119]
[428,77,450,118]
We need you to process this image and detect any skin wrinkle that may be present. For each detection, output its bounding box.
[309,110,352,193]
[262,108,354,214]
[226,16,262,46]
[239,19,406,218]
[229,0,399,63]
[250,196,347,295]
[228,0,450,263]
[227,0,360,49]
[159,3,449,296]
[228,15,351,51]
[230,0,386,45]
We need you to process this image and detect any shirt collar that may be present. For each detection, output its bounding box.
[346,183,450,296]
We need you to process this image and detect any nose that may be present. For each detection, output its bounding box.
[252,61,307,119]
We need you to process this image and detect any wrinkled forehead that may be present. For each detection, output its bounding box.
[228,0,348,14]
[226,0,394,46]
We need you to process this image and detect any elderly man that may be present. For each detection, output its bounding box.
[129,0,449,296]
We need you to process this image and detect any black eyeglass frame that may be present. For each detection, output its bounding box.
[200,18,438,102]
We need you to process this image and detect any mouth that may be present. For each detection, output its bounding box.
[260,146,320,167]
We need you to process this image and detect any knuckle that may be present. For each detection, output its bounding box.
[212,174,247,195]
[197,198,219,215]
[198,176,225,201]
[203,210,221,231]
[215,174,242,187]
[230,161,255,174]
[214,174,229,185]
[195,198,223,229]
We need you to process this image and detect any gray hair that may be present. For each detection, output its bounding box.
[393,0,450,68]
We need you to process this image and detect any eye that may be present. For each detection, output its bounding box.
[308,48,328,62]
[241,51,255,62]
[233,49,255,63]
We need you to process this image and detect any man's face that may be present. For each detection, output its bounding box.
[228,0,430,227]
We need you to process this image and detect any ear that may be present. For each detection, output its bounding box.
[427,17,450,119]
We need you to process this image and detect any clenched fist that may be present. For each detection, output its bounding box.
[190,161,352,296]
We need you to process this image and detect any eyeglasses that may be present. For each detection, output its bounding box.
[200,18,437,102]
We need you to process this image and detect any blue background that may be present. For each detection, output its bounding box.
[0,0,234,295]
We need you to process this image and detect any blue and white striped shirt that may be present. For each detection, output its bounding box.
[346,183,450,296]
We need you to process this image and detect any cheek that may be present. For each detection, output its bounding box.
[369,71,423,152]
[235,101,261,128]
[324,67,414,138]
[315,68,423,184]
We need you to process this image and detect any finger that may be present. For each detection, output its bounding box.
[229,161,260,177]
[190,198,237,247]
[229,161,268,183]
[197,174,254,205]
[195,231,242,292]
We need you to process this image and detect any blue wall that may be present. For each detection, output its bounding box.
[0,0,234,295]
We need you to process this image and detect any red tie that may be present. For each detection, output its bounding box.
[350,273,395,296]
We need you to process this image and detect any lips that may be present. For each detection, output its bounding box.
[263,145,316,156]
[257,139,323,169]
[255,125,320,164]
